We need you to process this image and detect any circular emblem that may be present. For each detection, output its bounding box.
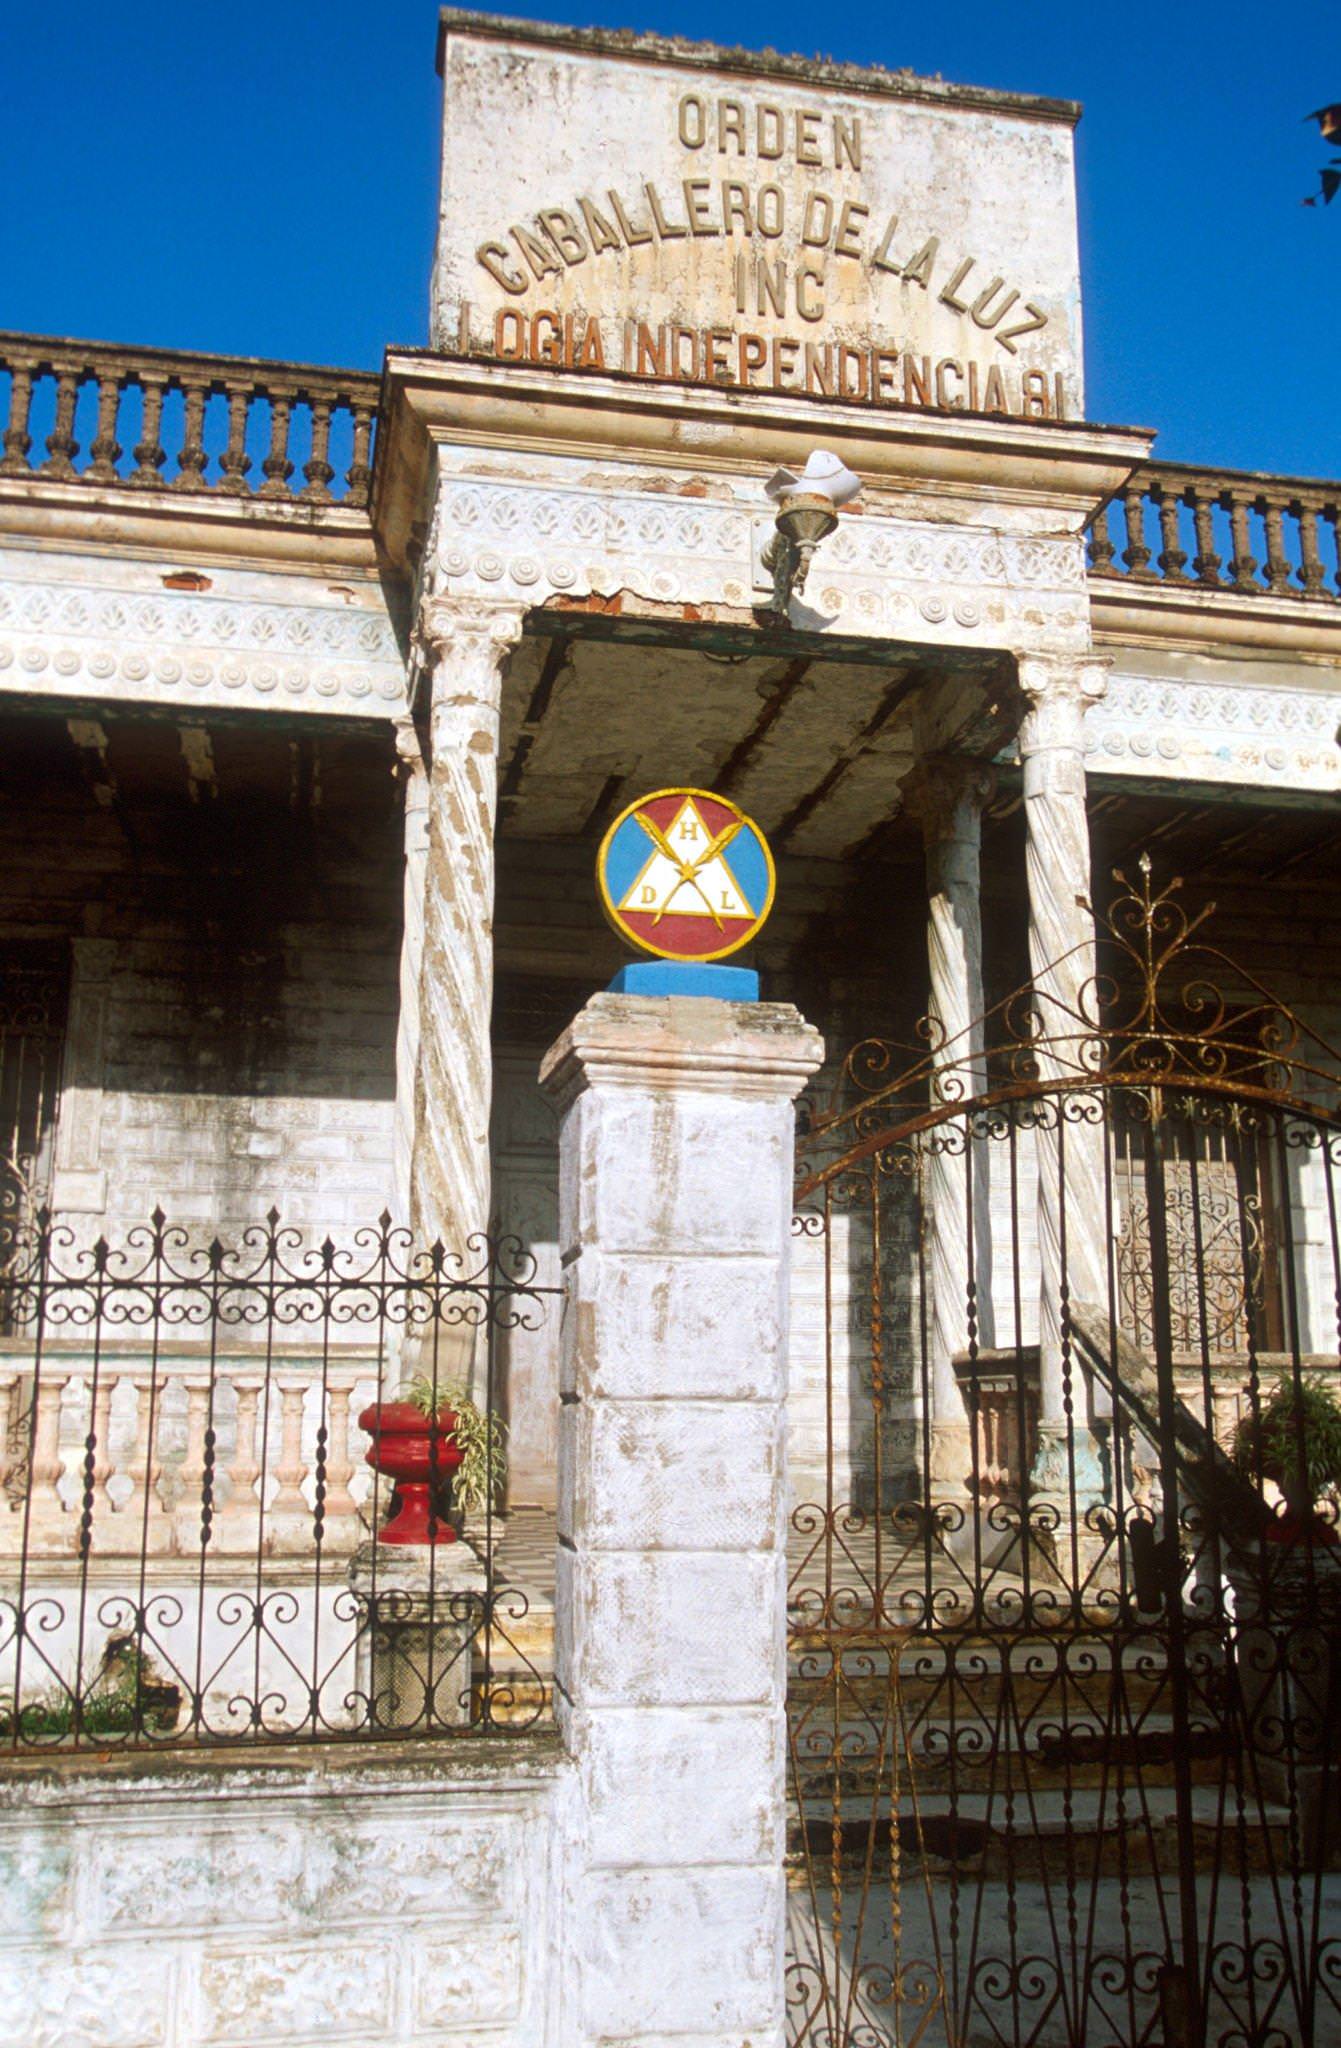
[597,788,775,963]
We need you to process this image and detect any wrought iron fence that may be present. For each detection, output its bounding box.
[0,1209,558,1753]
[786,862,1341,2048]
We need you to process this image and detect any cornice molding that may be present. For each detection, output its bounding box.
[0,547,405,722]
[1084,670,1341,794]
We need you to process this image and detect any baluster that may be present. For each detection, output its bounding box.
[217,382,252,495]
[1087,500,1116,573]
[317,1383,358,1546]
[259,386,295,498]
[1153,479,1189,581]
[87,1374,117,1521]
[1120,483,1154,578]
[1002,1389,1021,1501]
[1260,494,1294,595]
[228,1376,262,1523]
[175,1378,212,1554]
[172,379,210,491]
[0,357,36,475]
[153,1374,185,1515]
[86,370,124,484]
[267,1378,310,1545]
[28,1374,71,1538]
[1296,494,1331,598]
[1326,500,1341,597]
[346,401,374,506]
[0,1372,19,1504]
[975,1387,994,1499]
[126,1373,168,1552]
[41,366,82,477]
[130,375,168,486]
[300,396,335,502]
[1187,483,1223,586]
[220,1375,262,1550]
[1225,488,1259,592]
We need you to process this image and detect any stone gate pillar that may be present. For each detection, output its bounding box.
[1017,653,1111,1503]
[540,993,823,2048]
[407,594,525,1259]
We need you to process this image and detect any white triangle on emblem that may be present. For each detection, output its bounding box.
[620,798,754,923]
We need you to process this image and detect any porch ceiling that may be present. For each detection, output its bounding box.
[0,709,399,831]
[497,625,1008,862]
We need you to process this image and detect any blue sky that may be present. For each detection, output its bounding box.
[3,0,1337,476]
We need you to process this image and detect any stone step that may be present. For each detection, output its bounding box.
[791,1711,1231,1794]
[788,1631,1229,1718]
[787,1784,1298,1879]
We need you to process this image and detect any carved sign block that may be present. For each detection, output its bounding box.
[433,20,1083,422]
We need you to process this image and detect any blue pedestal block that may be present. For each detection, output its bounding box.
[607,962,761,1000]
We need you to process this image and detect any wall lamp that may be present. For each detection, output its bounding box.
[760,450,862,614]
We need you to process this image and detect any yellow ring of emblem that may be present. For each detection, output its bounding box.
[597,787,777,963]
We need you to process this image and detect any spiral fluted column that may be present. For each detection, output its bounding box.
[392,718,430,1230]
[904,757,995,1500]
[1017,653,1110,1503]
[409,596,525,1267]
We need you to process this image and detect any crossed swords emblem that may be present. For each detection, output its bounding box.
[634,808,745,931]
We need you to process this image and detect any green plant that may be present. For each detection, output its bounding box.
[1234,1375,1341,1516]
[404,1372,509,1516]
[0,1641,179,1742]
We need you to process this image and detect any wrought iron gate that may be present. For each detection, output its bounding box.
[786,864,1341,2048]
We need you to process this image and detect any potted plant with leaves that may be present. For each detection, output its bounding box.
[358,1373,508,1546]
[1233,1374,1341,1548]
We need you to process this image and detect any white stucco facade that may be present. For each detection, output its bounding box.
[1,13,1339,2048]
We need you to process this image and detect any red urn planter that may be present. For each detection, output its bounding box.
[358,1400,462,1545]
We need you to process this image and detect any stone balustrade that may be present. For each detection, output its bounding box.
[2,333,1339,610]
[0,1348,380,1559]
[1089,462,1341,601]
[0,333,379,506]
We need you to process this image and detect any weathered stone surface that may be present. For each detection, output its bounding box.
[412,1928,524,2027]
[577,1704,786,1867]
[562,1086,794,1257]
[0,1948,176,2048]
[559,1248,788,1402]
[577,1866,786,2037]
[198,1940,394,2042]
[559,1398,781,1550]
[0,1743,563,2048]
[543,992,819,2048]
[0,1832,72,1941]
[558,1546,784,1708]
[433,21,1084,412]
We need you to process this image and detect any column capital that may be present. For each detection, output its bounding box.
[71,935,118,982]
[1016,652,1111,755]
[412,592,526,700]
[415,592,527,664]
[539,993,824,1117]
[1015,651,1111,710]
[901,754,996,844]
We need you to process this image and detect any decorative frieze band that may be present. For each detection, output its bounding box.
[431,472,1090,653]
[1084,670,1341,792]
[0,550,406,719]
